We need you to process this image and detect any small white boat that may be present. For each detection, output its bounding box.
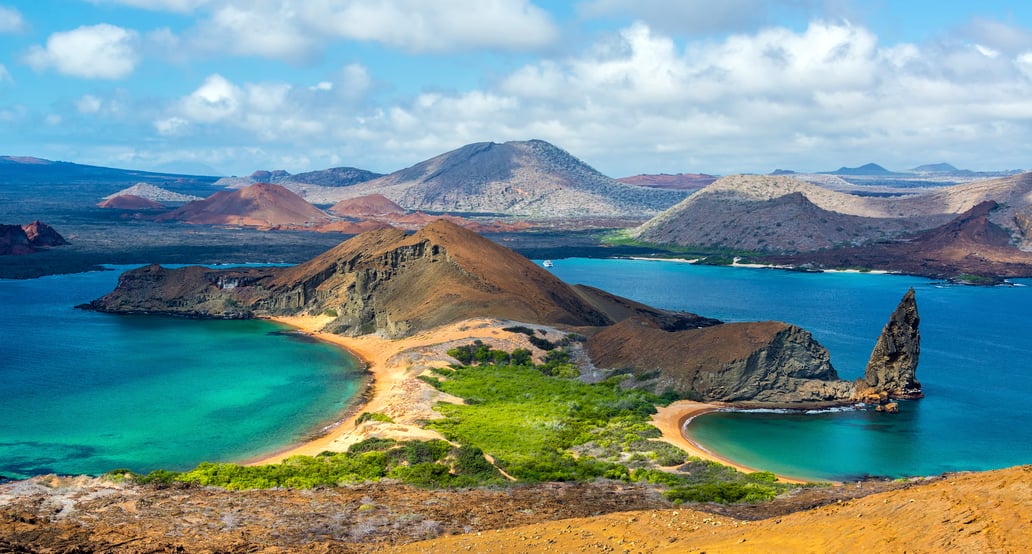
[542,260,553,268]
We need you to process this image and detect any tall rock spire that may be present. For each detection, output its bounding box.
[857,288,922,400]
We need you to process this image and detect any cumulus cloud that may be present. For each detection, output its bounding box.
[22,24,141,79]
[341,19,1032,173]
[142,18,1032,175]
[178,0,558,62]
[0,5,26,33]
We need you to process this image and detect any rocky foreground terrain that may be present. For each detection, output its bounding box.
[2,466,1027,552]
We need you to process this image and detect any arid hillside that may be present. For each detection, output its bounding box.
[327,140,687,217]
[631,173,1032,258]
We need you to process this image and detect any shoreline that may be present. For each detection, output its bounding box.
[652,401,810,484]
[624,255,893,275]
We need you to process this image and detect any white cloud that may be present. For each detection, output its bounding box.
[125,19,1032,176]
[179,74,242,122]
[22,24,141,79]
[87,0,210,12]
[0,5,26,33]
[45,113,62,126]
[154,116,190,135]
[76,95,103,114]
[180,0,558,62]
[335,63,371,102]
[0,64,11,84]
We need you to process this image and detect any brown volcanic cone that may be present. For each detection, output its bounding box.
[97,194,165,210]
[266,219,616,335]
[157,182,330,227]
[328,193,404,217]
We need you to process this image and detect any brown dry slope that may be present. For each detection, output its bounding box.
[157,182,331,227]
[386,465,1032,554]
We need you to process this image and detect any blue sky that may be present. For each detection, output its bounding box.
[2,1,1032,177]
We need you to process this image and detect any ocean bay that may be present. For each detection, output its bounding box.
[547,258,1032,481]
[0,267,363,480]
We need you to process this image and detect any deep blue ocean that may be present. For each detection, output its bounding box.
[0,266,363,480]
[546,258,1032,481]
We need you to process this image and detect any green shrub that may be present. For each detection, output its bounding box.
[355,412,394,425]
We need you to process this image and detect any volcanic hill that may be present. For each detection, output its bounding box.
[101,182,202,203]
[765,201,1032,280]
[632,173,1032,276]
[156,182,331,228]
[97,194,166,210]
[328,194,405,218]
[327,140,686,217]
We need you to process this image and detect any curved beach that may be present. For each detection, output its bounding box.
[652,401,808,484]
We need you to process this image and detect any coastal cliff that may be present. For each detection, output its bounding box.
[586,288,921,406]
[83,219,919,406]
[586,319,853,403]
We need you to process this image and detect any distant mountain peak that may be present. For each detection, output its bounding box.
[912,162,959,173]
[334,139,686,217]
[832,163,893,175]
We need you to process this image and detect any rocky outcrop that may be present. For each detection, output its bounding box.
[855,288,922,401]
[587,319,853,404]
[588,289,922,406]
[0,221,68,255]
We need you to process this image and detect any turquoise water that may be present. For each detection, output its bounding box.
[547,258,1032,481]
[0,267,363,480]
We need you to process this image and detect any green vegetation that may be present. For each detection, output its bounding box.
[122,347,795,504]
[130,437,506,490]
[952,273,1001,285]
[355,411,394,424]
[601,230,764,265]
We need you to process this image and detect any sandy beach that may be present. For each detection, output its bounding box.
[248,316,561,464]
[248,316,810,483]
